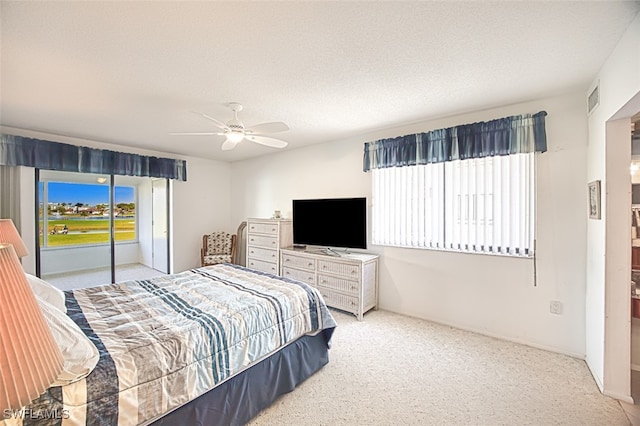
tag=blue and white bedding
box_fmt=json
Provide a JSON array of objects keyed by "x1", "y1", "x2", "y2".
[{"x1": 7, "y1": 264, "x2": 336, "y2": 426}]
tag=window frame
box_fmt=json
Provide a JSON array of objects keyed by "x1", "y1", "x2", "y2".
[{"x1": 38, "y1": 173, "x2": 138, "y2": 249}]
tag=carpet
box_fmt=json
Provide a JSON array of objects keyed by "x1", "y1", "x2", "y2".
[{"x1": 249, "y1": 309, "x2": 629, "y2": 425}]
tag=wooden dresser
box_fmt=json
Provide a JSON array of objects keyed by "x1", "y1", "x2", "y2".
[
  {"x1": 280, "y1": 247, "x2": 378, "y2": 320},
  {"x1": 246, "y1": 219, "x2": 292, "y2": 275}
]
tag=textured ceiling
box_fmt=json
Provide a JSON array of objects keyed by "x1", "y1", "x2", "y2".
[{"x1": 1, "y1": 1, "x2": 639, "y2": 162}]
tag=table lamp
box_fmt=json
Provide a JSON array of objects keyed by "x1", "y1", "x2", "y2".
[
  {"x1": 0, "y1": 219, "x2": 28, "y2": 258},
  {"x1": 0, "y1": 241, "x2": 63, "y2": 411}
]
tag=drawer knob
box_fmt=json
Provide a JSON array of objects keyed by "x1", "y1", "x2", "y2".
[
  {"x1": 351, "y1": 286, "x2": 357, "y2": 290},
  {"x1": 308, "y1": 262, "x2": 313, "y2": 267},
  {"x1": 272, "y1": 228, "x2": 276, "y2": 232}
]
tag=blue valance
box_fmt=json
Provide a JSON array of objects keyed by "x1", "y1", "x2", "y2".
[
  {"x1": 363, "y1": 111, "x2": 547, "y2": 171},
  {"x1": 0, "y1": 134, "x2": 187, "y2": 181}
]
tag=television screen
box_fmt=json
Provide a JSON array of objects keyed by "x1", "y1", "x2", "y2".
[{"x1": 292, "y1": 197, "x2": 367, "y2": 250}]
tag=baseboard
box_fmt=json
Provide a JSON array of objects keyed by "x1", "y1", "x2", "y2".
[
  {"x1": 604, "y1": 389, "x2": 634, "y2": 404},
  {"x1": 586, "y1": 359, "x2": 604, "y2": 393},
  {"x1": 389, "y1": 309, "x2": 586, "y2": 360}
]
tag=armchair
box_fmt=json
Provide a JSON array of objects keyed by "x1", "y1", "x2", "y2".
[{"x1": 201, "y1": 232, "x2": 237, "y2": 266}]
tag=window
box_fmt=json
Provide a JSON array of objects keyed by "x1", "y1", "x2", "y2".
[
  {"x1": 39, "y1": 180, "x2": 137, "y2": 248},
  {"x1": 372, "y1": 153, "x2": 535, "y2": 257}
]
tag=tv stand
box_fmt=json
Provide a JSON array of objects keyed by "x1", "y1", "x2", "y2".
[
  {"x1": 323, "y1": 247, "x2": 342, "y2": 257},
  {"x1": 280, "y1": 247, "x2": 378, "y2": 320}
]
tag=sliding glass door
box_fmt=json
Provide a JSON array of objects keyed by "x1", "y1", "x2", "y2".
[
  {"x1": 38, "y1": 171, "x2": 112, "y2": 286},
  {"x1": 37, "y1": 170, "x2": 169, "y2": 288}
]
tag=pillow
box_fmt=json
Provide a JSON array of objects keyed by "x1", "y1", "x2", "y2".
[
  {"x1": 25, "y1": 273, "x2": 66, "y2": 313},
  {"x1": 38, "y1": 299, "x2": 100, "y2": 386}
]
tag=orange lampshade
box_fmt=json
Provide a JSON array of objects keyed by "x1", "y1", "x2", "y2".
[
  {"x1": 0, "y1": 219, "x2": 28, "y2": 258},
  {"x1": 0, "y1": 244, "x2": 63, "y2": 411}
]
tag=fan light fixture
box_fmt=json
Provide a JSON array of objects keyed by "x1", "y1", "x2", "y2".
[
  {"x1": 169, "y1": 103, "x2": 290, "y2": 151},
  {"x1": 226, "y1": 132, "x2": 245, "y2": 143}
]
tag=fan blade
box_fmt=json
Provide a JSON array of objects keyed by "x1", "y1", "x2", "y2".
[
  {"x1": 245, "y1": 135, "x2": 288, "y2": 149},
  {"x1": 246, "y1": 121, "x2": 289, "y2": 134},
  {"x1": 191, "y1": 111, "x2": 229, "y2": 131},
  {"x1": 169, "y1": 132, "x2": 219, "y2": 136},
  {"x1": 221, "y1": 138, "x2": 239, "y2": 151}
]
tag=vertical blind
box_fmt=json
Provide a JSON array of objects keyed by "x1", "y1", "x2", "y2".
[
  {"x1": 372, "y1": 163, "x2": 444, "y2": 249},
  {"x1": 372, "y1": 153, "x2": 535, "y2": 256},
  {"x1": 367, "y1": 112, "x2": 545, "y2": 257}
]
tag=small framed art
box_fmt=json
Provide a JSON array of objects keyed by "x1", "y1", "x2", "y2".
[{"x1": 588, "y1": 180, "x2": 601, "y2": 220}]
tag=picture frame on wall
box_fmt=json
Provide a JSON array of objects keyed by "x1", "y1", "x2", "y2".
[{"x1": 589, "y1": 180, "x2": 601, "y2": 220}]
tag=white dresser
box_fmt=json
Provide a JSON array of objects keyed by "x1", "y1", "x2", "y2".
[
  {"x1": 246, "y1": 219, "x2": 293, "y2": 275},
  {"x1": 280, "y1": 247, "x2": 378, "y2": 320}
]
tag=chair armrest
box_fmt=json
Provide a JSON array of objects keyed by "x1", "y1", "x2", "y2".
[{"x1": 201, "y1": 234, "x2": 208, "y2": 266}]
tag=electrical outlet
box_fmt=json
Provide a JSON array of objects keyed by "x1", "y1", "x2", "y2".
[{"x1": 550, "y1": 300, "x2": 563, "y2": 315}]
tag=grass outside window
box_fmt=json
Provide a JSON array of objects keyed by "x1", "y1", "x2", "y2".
[{"x1": 40, "y1": 218, "x2": 135, "y2": 246}]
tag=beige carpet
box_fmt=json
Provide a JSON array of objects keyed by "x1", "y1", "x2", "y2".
[{"x1": 249, "y1": 309, "x2": 630, "y2": 426}]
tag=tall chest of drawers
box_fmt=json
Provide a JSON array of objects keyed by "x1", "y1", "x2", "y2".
[
  {"x1": 246, "y1": 219, "x2": 293, "y2": 275},
  {"x1": 280, "y1": 247, "x2": 379, "y2": 320}
]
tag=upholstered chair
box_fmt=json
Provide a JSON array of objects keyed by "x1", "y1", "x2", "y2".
[{"x1": 201, "y1": 232, "x2": 237, "y2": 266}]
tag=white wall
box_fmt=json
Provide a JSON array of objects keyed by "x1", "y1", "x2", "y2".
[
  {"x1": 172, "y1": 156, "x2": 232, "y2": 272},
  {"x1": 1, "y1": 127, "x2": 233, "y2": 275},
  {"x1": 41, "y1": 242, "x2": 138, "y2": 275},
  {"x1": 586, "y1": 12, "x2": 640, "y2": 401},
  {"x1": 232, "y1": 91, "x2": 588, "y2": 357}
]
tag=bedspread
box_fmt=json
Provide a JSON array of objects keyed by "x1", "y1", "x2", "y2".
[{"x1": 6, "y1": 264, "x2": 336, "y2": 426}]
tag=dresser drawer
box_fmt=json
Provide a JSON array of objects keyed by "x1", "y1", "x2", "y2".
[
  {"x1": 316, "y1": 288, "x2": 359, "y2": 312},
  {"x1": 247, "y1": 234, "x2": 277, "y2": 249},
  {"x1": 282, "y1": 267, "x2": 316, "y2": 286},
  {"x1": 318, "y1": 274, "x2": 359, "y2": 295},
  {"x1": 281, "y1": 253, "x2": 316, "y2": 271},
  {"x1": 317, "y1": 260, "x2": 359, "y2": 278},
  {"x1": 247, "y1": 222, "x2": 279, "y2": 235},
  {"x1": 247, "y1": 258, "x2": 278, "y2": 275},
  {"x1": 247, "y1": 246, "x2": 278, "y2": 262}
]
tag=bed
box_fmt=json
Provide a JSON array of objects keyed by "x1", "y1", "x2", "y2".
[{"x1": 6, "y1": 263, "x2": 336, "y2": 426}]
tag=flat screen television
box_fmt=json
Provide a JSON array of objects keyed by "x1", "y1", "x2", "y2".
[{"x1": 292, "y1": 197, "x2": 367, "y2": 250}]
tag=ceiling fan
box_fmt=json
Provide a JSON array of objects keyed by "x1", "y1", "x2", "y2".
[{"x1": 170, "y1": 103, "x2": 289, "y2": 151}]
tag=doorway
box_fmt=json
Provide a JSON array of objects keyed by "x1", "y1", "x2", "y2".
[
  {"x1": 631, "y1": 113, "x2": 640, "y2": 404},
  {"x1": 601, "y1": 90, "x2": 640, "y2": 404}
]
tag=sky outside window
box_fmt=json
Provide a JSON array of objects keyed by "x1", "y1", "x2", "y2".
[{"x1": 42, "y1": 182, "x2": 135, "y2": 205}]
